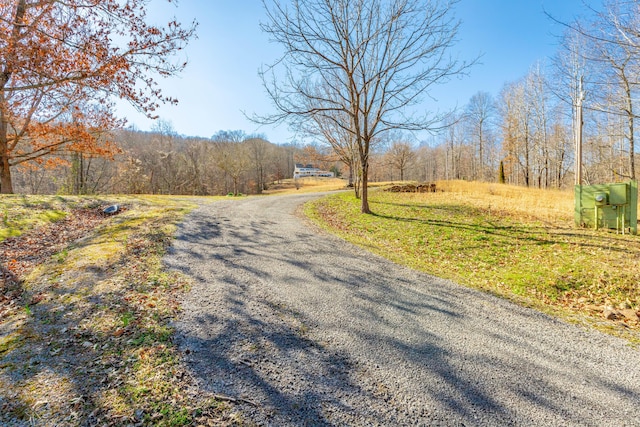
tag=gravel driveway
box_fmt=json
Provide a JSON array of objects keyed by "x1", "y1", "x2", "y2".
[{"x1": 164, "y1": 193, "x2": 640, "y2": 426}]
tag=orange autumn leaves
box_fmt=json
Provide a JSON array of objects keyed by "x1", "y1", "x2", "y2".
[{"x1": 0, "y1": 0, "x2": 196, "y2": 193}]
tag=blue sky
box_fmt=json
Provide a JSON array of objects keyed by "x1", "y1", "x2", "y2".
[{"x1": 116, "y1": 0, "x2": 602, "y2": 143}]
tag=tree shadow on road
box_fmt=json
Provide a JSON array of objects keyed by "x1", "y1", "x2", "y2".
[{"x1": 168, "y1": 200, "x2": 640, "y2": 426}]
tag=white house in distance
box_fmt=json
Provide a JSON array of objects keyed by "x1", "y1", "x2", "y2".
[{"x1": 293, "y1": 163, "x2": 334, "y2": 178}]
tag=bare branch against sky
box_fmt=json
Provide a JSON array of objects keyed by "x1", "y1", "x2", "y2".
[{"x1": 256, "y1": 0, "x2": 475, "y2": 213}]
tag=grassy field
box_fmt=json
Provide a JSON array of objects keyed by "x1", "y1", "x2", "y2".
[
  {"x1": 264, "y1": 177, "x2": 395, "y2": 195},
  {"x1": 264, "y1": 177, "x2": 349, "y2": 194},
  {"x1": 305, "y1": 180, "x2": 640, "y2": 343},
  {"x1": 0, "y1": 195, "x2": 236, "y2": 426}
]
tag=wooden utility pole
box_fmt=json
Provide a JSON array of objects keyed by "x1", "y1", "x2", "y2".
[{"x1": 575, "y1": 76, "x2": 585, "y2": 186}]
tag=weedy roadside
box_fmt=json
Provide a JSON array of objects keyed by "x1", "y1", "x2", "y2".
[{"x1": 0, "y1": 195, "x2": 241, "y2": 426}]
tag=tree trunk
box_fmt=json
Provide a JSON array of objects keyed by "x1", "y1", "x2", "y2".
[
  {"x1": 360, "y1": 149, "x2": 370, "y2": 214},
  {"x1": 361, "y1": 166, "x2": 370, "y2": 213},
  {"x1": 1, "y1": 0, "x2": 27, "y2": 191},
  {"x1": 349, "y1": 163, "x2": 361, "y2": 199},
  {"x1": 626, "y1": 84, "x2": 635, "y2": 179},
  {"x1": 0, "y1": 112, "x2": 13, "y2": 194},
  {"x1": 479, "y1": 126, "x2": 484, "y2": 181},
  {"x1": 557, "y1": 151, "x2": 564, "y2": 188},
  {"x1": 524, "y1": 134, "x2": 530, "y2": 187},
  {"x1": 0, "y1": 151, "x2": 12, "y2": 194}
]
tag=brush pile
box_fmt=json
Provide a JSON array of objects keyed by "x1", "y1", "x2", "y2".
[{"x1": 386, "y1": 183, "x2": 437, "y2": 193}]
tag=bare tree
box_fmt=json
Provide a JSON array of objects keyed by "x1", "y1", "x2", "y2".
[
  {"x1": 415, "y1": 143, "x2": 446, "y2": 182},
  {"x1": 258, "y1": 0, "x2": 472, "y2": 213},
  {"x1": 212, "y1": 130, "x2": 247, "y2": 144},
  {"x1": 500, "y1": 79, "x2": 532, "y2": 186},
  {"x1": 548, "y1": 108, "x2": 572, "y2": 187},
  {"x1": 442, "y1": 113, "x2": 467, "y2": 180},
  {"x1": 245, "y1": 136, "x2": 271, "y2": 194},
  {"x1": 302, "y1": 108, "x2": 362, "y2": 196},
  {"x1": 465, "y1": 92, "x2": 496, "y2": 181},
  {"x1": 527, "y1": 64, "x2": 552, "y2": 188},
  {"x1": 593, "y1": 14, "x2": 637, "y2": 180},
  {"x1": 550, "y1": 28, "x2": 591, "y2": 186},
  {"x1": 501, "y1": 67, "x2": 555, "y2": 188},
  {"x1": 387, "y1": 139, "x2": 416, "y2": 181},
  {"x1": 557, "y1": 0, "x2": 640, "y2": 180},
  {"x1": 212, "y1": 140, "x2": 250, "y2": 196}
]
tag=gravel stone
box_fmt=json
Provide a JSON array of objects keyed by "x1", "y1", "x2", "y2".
[{"x1": 164, "y1": 193, "x2": 640, "y2": 426}]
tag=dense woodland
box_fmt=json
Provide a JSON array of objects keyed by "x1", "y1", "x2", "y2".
[{"x1": 3, "y1": 1, "x2": 640, "y2": 196}]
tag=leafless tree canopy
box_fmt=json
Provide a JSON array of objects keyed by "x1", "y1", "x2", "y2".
[
  {"x1": 550, "y1": 0, "x2": 640, "y2": 181},
  {"x1": 258, "y1": 0, "x2": 472, "y2": 212}
]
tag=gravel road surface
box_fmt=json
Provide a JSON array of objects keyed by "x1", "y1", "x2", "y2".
[{"x1": 164, "y1": 193, "x2": 640, "y2": 426}]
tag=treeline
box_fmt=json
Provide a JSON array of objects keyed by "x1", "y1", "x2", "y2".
[
  {"x1": 11, "y1": 127, "x2": 304, "y2": 196},
  {"x1": 311, "y1": 1, "x2": 640, "y2": 189},
  {"x1": 8, "y1": 124, "x2": 463, "y2": 195},
  {"x1": 8, "y1": 92, "x2": 636, "y2": 195}
]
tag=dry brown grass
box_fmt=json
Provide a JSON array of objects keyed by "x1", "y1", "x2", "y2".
[
  {"x1": 265, "y1": 178, "x2": 407, "y2": 196},
  {"x1": 265, "y1": 177, "x2": 349, "y2": 195},
  {"x1": 434, "y1": 180, "x2": 575, "y2": 224}
]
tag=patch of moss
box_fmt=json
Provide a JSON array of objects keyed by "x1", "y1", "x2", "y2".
[{"x1": 0, "y1": 333, "x2": 23, "y2": 357}]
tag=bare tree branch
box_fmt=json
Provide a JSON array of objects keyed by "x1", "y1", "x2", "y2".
[{"x1": 256, "y1": 0, "x2": 474, "y2": 213}]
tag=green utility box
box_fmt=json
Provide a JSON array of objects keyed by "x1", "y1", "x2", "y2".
[{"x1": 575, "y1": 180, "x2": 638, "y2": 234}]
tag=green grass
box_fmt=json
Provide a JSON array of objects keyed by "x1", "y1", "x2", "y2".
[
  {"x1": 305, "y1": 187, "x2": 640, "y2": 340},
  {"x1": 0, "y1": 204, "x2": 67, "y2": 241},
  {"x1": 0, "y1": 334, "x2": 22, "y2": 357}
]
